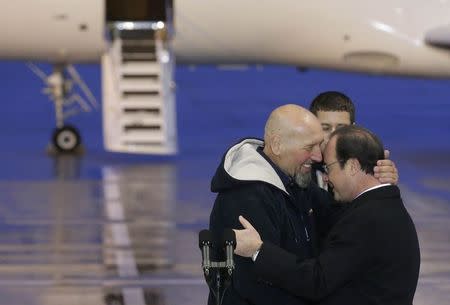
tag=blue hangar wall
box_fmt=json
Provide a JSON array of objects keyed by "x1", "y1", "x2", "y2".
[{"x1": 0, "y1": 62, "x2": 449, "y2": 201}]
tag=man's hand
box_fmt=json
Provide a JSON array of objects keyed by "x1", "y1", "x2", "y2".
[
  {"x1": 374, "y1": 149, "x2": 399, "y2": 185},
  {"x1": 233, "y1": 216, "x2": 263, "y2": 258}
]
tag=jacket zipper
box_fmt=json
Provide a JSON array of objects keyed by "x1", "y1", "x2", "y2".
[{"x1": 300, "y1": 213, "x2": 310, "y2": 242}]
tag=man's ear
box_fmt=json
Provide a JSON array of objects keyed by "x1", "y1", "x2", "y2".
[
  {"x1": 271, "y1": 135, "x2": 282, "y2": 156},
  {"x1": 348, "y1": 158, "x2": 360, "y2": 176}
]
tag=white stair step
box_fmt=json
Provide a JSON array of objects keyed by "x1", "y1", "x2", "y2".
[
  {"x1": 120, "y1": 131, "x2": 166, "y2": 143},
  {"x1": 120, "y1": 77, "x2": 160, "y2": 86},
  {"x1": 120, "y1": 97, "x2": 163, "y2": 108},
  {"x1": 120, "y1": 62, "x2": 161, "y2": 75},
  {"x1": 107, "y1": 142, "x2": 176, "y2": 155},
  {"x1": 120, "y1": 116, "x2": 164, "y2": 126},
  {"x1": 119, "y1": 81, "x2": 161, "y2": 92}
]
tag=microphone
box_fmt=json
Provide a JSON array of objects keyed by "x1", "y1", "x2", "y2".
[
  {"x1": 198, "y1": 229, "x2": 213, "y2": 276},
  {"x1": 223, "y1": 229, "x2": 236, "y2": 275}
]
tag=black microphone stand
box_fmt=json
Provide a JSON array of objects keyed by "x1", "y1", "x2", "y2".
[
  {"x1": 200, "y1": 229, "x2": 235, "y2": 305},
  {"x1": 207, "y1": 260, "x2": 233, "y2": 305}
]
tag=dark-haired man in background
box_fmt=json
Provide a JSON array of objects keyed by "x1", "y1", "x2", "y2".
[{"x1": 308, "y1": 91, "x2": 397, "y2": 190}]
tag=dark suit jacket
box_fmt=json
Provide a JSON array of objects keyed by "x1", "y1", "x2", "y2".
[{"x1": 253, "y1": 185, "x2": 421, "y2": 305}]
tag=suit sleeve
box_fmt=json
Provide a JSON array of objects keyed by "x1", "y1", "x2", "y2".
[{"x1": 253, "y1": 215, "x2": 372, "y2": 301}]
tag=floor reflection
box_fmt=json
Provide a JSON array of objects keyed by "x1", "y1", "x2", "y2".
[
  {"x1": 52, "y1": 155, "x2": 82, "y2": 180},
  {"x1": 0, "y1": 152, "x2": 449, "y2": 304},
  {"x1": 0, "y1": 157, "x2": 208, "y2": 305}
]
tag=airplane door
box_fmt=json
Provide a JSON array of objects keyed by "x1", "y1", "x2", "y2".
[{"x1": 106, "y1": 0, "x2": 172, "y2": 22}]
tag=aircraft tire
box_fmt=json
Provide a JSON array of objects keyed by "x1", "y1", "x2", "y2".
[{"x1": 52, "y1": 125, "x2": 81, "y2": 153}]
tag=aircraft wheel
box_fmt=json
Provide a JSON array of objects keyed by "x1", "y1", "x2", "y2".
[{"x1": 52, "y1": 125, "x2": 81, "y2": 153}]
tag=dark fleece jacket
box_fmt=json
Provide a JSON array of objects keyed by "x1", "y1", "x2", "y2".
[{"x1": 208, "y1": 138, "x2": 337, "y2": 305}]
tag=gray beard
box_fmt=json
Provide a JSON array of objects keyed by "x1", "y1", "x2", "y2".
[{"x1": 294, "y1": 172, "x2": 311, "y2": 188}]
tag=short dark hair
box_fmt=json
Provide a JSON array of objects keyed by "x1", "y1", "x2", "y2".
[
  {"x1": 309, "y1": 91, "x2": 355, "y2": 123},
  {"x1": 331, "y1": 125, "x2": 384, "y2": 175}
]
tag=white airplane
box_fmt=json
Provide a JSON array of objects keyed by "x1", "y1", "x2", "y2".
[{"x1": 1, "y1": 0, "x2": 449, "y2": 154}]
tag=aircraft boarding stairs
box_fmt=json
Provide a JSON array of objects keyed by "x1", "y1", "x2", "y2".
[{"x1": 102, "y1": 26, "x2": 177, "y2": 154}]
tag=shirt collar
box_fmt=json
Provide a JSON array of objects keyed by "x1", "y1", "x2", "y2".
[{"x1": 354, "y1": 183, "x2": 391, "y2": 200}]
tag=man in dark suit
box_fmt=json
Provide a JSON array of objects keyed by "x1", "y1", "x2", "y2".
[{"x1": 233, "y1": 125, "x2": 421, "y2": 305}]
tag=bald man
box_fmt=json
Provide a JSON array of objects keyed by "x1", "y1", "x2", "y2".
[{"x1": 208, "y1": 105, "x2": 394, "y2": 305}]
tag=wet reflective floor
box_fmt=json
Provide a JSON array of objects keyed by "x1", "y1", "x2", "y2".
[
  {"x1": 0, "y1": 158, "x2": 211, "y2": 305},
  {"x1": 0, "y1": 154, "x2": 448, "y2": 305}
]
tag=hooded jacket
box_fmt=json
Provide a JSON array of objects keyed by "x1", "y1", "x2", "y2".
[{"x1": 208, "y1": 138, "x2": 335, "y2": 305}]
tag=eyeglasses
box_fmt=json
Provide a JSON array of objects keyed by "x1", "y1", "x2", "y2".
[{"x1": 322, "y1": 160, "x2": 342, "y2": 174}]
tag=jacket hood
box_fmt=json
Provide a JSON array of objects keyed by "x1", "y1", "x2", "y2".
[{"x1": 211, "y1": 138, "x2": 288, "y2": 194}]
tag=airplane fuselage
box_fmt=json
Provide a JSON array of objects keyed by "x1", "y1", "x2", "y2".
[{"x1": 1, "y1": 0, "x2": 450, "y2": 77}]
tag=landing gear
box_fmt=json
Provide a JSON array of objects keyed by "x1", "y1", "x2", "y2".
[
  {"x1": 27, "y1": 63, "x2": 98, "y2": 154},
  {"x1": 52, "y1": 125, "x2": 81, "y2": 153}
]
